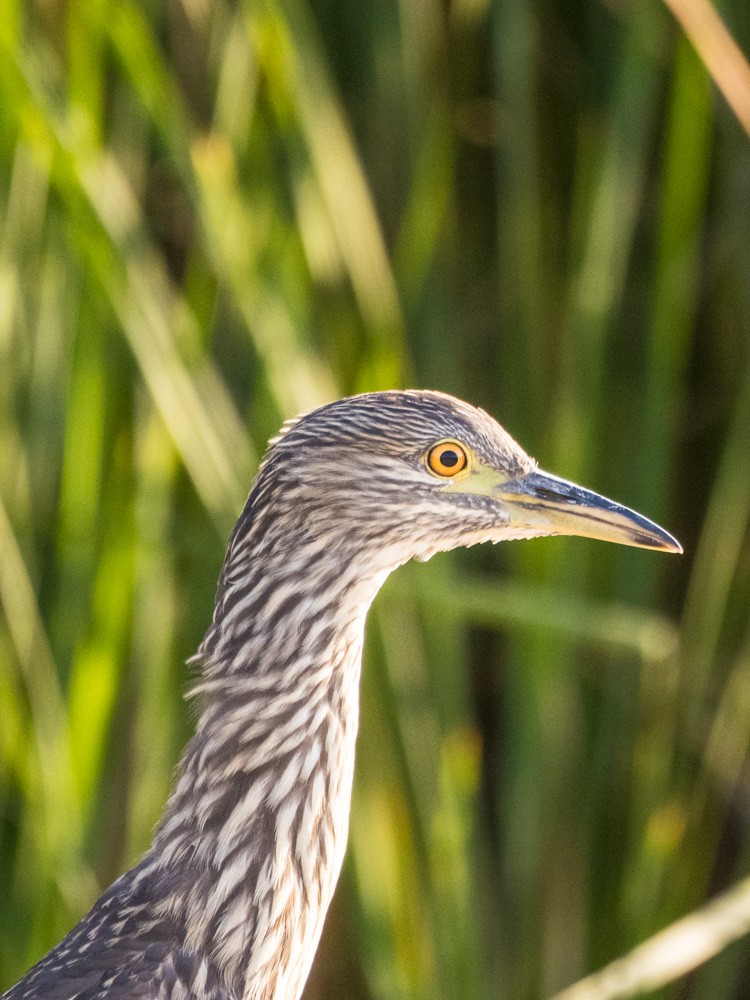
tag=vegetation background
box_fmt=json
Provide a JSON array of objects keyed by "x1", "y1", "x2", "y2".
[{"x1": 1, "y1": 0, "x2": 749, "y2": 997}]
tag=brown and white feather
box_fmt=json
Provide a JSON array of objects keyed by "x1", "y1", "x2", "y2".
[{"x1": 2, "y1": 391, "x2": 535, "y2": 1000}]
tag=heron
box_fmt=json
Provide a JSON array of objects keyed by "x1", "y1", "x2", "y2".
[{"x1": 2, "y1": 390, "x2": 680, "y2": 1000}]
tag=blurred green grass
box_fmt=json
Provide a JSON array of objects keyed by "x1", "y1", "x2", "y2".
[{"x1": 0, "y1": 0, "x2": 749, "y2": 998}]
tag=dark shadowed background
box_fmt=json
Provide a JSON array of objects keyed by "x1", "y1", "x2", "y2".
[{"x1": 1, "y1": 0, "x2": 749, "y2": 997}]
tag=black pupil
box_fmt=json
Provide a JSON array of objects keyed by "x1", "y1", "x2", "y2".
[{"x1": 440, "y1": 449, "x2": 459, "y2": 468}]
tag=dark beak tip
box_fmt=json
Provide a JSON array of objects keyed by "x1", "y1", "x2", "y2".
[
  {"x1": 609, "y1": 523, "x2": 682, "y2": 555},
  {"x1": 640, "y1": 526, "x2": 683, "y2": 555}
]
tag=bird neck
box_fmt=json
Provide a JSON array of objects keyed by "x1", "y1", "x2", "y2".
[{"x1": 147, "y1": 516, "x2": 395, "y2": 1000}]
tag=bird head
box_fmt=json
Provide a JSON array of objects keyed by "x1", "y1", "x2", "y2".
[{"x1": 252, "y1": 390, "x2": 681, "y2": 573}]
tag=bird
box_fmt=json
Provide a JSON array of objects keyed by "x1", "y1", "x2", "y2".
[{"x1": 1, "y1": 390, "x2": 681, "y2": 1000}]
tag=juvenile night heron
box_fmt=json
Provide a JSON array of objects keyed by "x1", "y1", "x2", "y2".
[{"x1": 2, "y1": 391, "x2": 680, "y2": 1000}]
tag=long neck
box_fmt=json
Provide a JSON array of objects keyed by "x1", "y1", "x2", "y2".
[{"x1": 144, "y1": 502, "x2": 391, "y2": 1000}]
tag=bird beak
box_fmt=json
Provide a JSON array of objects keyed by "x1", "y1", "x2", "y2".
[{"x1": 496, "y1": 468, "x2": 682, "y2": 553}]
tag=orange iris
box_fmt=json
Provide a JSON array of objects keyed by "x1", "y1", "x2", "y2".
[{"x1": 427, "y1": 441, "x2": 468, "y2": 477}]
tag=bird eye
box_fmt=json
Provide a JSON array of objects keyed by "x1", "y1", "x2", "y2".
[{"x1": 426, "y1": 441, "x2": 468, "y2": 477}]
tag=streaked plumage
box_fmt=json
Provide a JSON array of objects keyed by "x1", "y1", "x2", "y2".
[{"x1": 1, "y1": 391, "x2": 680, "y2": 1000}]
